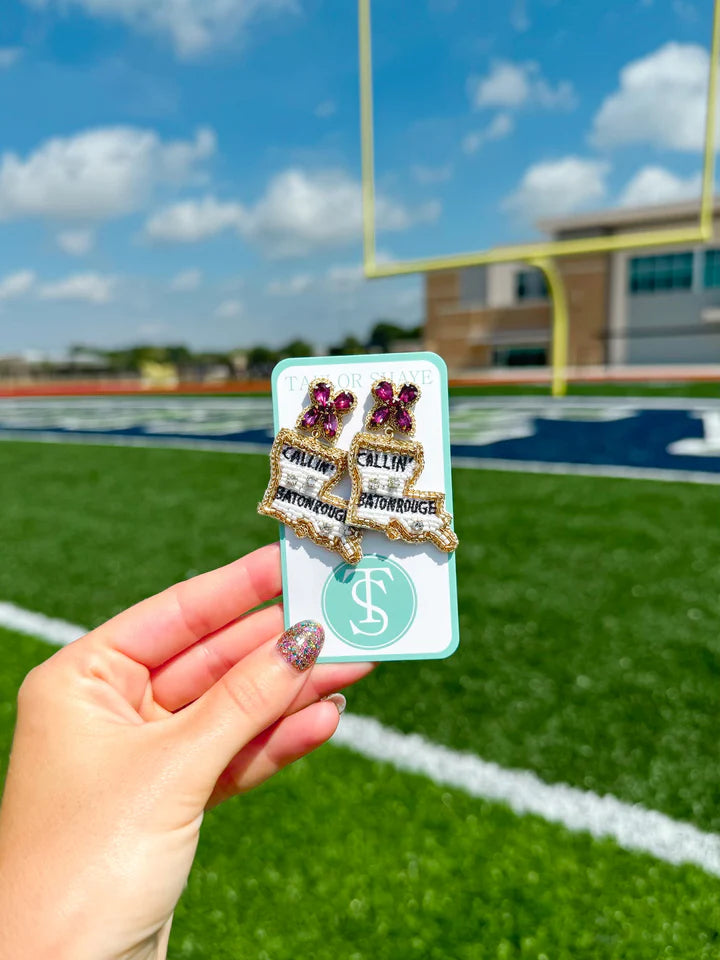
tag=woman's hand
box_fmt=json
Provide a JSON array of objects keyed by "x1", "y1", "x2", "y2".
[{"x1": 0, "y1": 543, "x2": 372, "y2": 960}]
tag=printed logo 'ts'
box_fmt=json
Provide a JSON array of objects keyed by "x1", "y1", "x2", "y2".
[{"x1": 321, "y1": 555, "x2": 417, "y2": 650}]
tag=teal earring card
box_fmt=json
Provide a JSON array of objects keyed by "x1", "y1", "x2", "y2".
[{"x1": 271, "y1": 352, "x2": 459, "y2": 662}]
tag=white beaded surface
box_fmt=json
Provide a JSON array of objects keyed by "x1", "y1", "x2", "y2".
[
  {"x1": 359, "y1": 459, "x2": 417, "y2": 497},
  {"x1": 354, "y1": 457, "x2": 446, "y2": 534},
  {"x1": 356, "y1": 505, "x2": 446, "y2": 533},
  {"x1": 274, "y1": 462, "x2": 349, "y2": 540}
]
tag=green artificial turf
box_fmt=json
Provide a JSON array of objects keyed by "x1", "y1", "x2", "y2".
[
  {"x1": 4, "y1": 440, "x2": 720, "y2": 957},
  {"x1": 146, "y1": 381, "x2": 720, "y2": 398},
  {"x1": 448, "y1": 382, "x2": 720, "y2": 398},
  {"x1": 2, "y1": 629, "x2": 720, "y2": 960},
  {"x1": 183, "y1": 747, "x2": 720, "y2": 960},
  {"x1": 3, "y1": 441, "x2": 720, "y2": 835}
]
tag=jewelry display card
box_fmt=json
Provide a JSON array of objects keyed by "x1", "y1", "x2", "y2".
[{"x1": 267, "y1": 352, "x2": 459, "y2": 662}]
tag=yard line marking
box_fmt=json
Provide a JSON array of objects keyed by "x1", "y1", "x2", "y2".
[
  {"x1": 0, "y1": 602, "x2": 85, "y2": 646},
  {"x1": 0, "y1": 431, "x2": 271, "y2": 456},
  {"x1": 333, "y1": 715, "x2": 720, "y2": 877},
  {"x1": 451, "y1": 395, "x2": 720, "y2": 412},
  {"x1": 4, "y1": 599, "x2": 720, "y2": 878},
  {"x1": 451, "y1": 456, "x2": 720, "y2": 486},
  {"x1": 6, "y1": 431, "x2": 720, "y2": 488},
  {"x1": 6, "y1": 432, "x2": 720, "y2": 487}
]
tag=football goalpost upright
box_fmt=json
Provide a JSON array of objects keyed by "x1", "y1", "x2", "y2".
[{"x1": 357, "y1": 0, "x2": 720, "y2": 396}]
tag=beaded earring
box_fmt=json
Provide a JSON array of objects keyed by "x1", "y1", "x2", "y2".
[
  {"x1": 258, "y1": 378, "x2": 364, "y2": 564},
  {"x1": 346, "y1": 379, "x2": 458, "y2": 553}
]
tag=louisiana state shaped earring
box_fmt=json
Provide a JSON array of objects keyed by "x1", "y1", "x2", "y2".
[
  {"x1": 258, "y1": 378, "x2": 364, "y2": 564},
  {"x1": 346, "y1": 380, "x2": 458, "y2": 553}
]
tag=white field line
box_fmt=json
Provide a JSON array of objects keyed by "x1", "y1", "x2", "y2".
[
  {"x1": 5, "y1": 432, "x2": 720, "y2": 487},
  {"x1": 0, "y1": 602, "x2": 85, "y2": 646},
  {"x1": 0, "y1": 430, "x2": 272, "y2": 456},
  {"x1": 3, "y1": 600, "x2": 720, "y2": 878},
  {"x1": 451, "y1": 456, "x2": 720, "y2": 485},
  {"x1": 333, "y1": 715, "x2": 720, "y2": 877}
]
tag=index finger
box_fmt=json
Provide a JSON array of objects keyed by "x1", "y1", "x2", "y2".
[{"x1": 94, "y1": 542, "x2": 282, "y2": 668}]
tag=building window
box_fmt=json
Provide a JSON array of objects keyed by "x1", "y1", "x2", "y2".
[
  {"x1": 492, "y1": 346, "x2": 548, "y2": 367},
  {"x1": 704, "y1": 250, "x2": 720, "y2": 288},
  {"x1": 629, "y1": 253, "x2": 693, "y2": 294},
  {"x1": 516, "y1": 269, "x2": 549, "y2": 301}
]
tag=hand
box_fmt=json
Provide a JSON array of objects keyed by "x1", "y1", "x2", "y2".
[{"x1": 0, "y1": 543, "x2": 372, "y2": 960}]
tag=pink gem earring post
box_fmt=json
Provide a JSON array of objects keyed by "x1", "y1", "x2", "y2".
[
  {"x1": 258, "y1": 378, "x2": 364, "y2": 564},
  {"x1": 346, "y1": 379, "x2": 458, "y2": 553}
]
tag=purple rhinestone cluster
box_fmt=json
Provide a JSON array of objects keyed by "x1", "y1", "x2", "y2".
[
  {"x1": 368, "y1": 381, "x2": 419, "y2": 434},
  {"x1": 299, "y1": 381, "x2": 355, "y2": 441}
]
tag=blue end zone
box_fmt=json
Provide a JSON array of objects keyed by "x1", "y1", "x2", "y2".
[
  {"x1": 451, "y1": 410, "x2": 709, "y2": 472},
  {"x1": 2, "y1": 396, "x2": 720, "y2": 479}
]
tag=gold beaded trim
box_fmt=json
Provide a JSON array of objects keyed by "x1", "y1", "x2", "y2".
[{"x1": 258, "y1": 427, "x2": 364, "y2": 564}]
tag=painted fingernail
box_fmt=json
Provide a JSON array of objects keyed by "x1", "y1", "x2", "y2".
[
  {"x1": 322, "y1": 693, "x2": 346, "y2": 715},
  {"x1": 277, "y1": 620, "x2": 324, "y2": 672}
]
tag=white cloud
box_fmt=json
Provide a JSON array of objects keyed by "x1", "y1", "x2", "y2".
[
  {"x1": 315, "y1": 100, "x2": 337, "y2": 118},
  {"x1": 145, "y1": 168, "x2": 441, "y2": 257},
  {"x1": 323, "y1": 251, "x2": 392, "y2": 292},
  {"x1": 592, "y1": 43, "x2": 709, "y2": 152},
  {"x1": 411, "y1": 163, "x2": 454, "y2": 184},
  {"x1": 56, "y1": 229, "x2": 95, "y2": 255},
  {"x1": 0, "y1": 125, "x2": 215, "y2": 222},
  {"x1": 169, "y1": 268, "x2": 203, "y2": 291},
  {"x1": 0, "y1": 270, "x2": 35, "y2": 300},
  {"x1": 266, "y1": 273, "x2": 314, "y2": 296},
  {"x1": 503, "y1": 156, "x2": 609, "y2": 221},
  {"x1": 619, "y1": 166, "x2": 702, "y2": 207},
  {"x1": 145, "y1": 196, "x2": 244, "y2": 242},
  {"x1": 325, "y1": 263, "x2": 365, "y2": 290},
  {"x1": 24, "y1": 0, "x2": 299, "y2": 58},
  {"x1": 39, "y1": 272, "x2": 115, "y2": 303},
  {"x1": 215, "y1": 298, "x2": 244, "y2": 318},
  {"x1": 469, "y1": 60, "x2": 577, "y2": 111},
  {"x1": 266, "y1": 262, "x2": 372, "y2": 297},
  {"x1": 244, "y1": 169, "x2": 440, "y2": 258},
  {"x1": 462, "y1": 113, "x2": 514, "y2": 154},
  {"x1": 472, "y1": 62, "x2": 528, "y2": 108},
  {"x1": 0, "y1": 48, "x2": 22, "y2": 68}
]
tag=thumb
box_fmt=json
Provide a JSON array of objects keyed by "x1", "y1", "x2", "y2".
[{"x1": 174, "y1": 620, "x2": 325, "y2": 792}]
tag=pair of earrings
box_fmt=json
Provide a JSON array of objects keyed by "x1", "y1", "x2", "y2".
[{"x1": 258, "y1": 377, "x2": 458, "y2": 564}]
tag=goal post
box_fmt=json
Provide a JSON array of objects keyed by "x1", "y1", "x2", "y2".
[{"x1": 357, "y1": 0, "x2": 720, "y2": 395}]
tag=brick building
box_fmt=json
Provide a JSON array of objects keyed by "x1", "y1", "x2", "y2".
[{"x1": 424, "y1": 200, "x2": 720, "y2": 375}]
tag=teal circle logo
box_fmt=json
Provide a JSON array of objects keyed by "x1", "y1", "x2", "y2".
[{"x1": 321, "y1": 555, "x2": 417, "y2": 650}]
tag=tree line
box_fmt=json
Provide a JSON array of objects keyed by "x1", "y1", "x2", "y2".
[{"x1": 70, "y1": 319, "x2": 423, "y2": 377}]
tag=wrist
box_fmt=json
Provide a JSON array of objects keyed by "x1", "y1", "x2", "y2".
[{"x1": 0, "y1": 890, "x2": 166, "y2": 960}]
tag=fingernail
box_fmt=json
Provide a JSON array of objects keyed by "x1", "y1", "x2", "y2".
[
  {"x1": 277, "y1": 620, "x2": 324, "y2": 672},
  {"x1": 322, "y1": 693, "x2": 346, "y2": 715}
]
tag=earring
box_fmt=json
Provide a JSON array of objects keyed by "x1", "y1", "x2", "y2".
[
  {"x1": 346, "y1": 379, "x2": 458, "y2": 553},
  {"x1": 258, "y1": 378, "x2": 364, "y2": 564}
]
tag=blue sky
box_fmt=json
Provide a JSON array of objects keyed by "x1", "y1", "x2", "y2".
[{"x1": 0, "y1": 0, "x2": 714, "y2": 355}]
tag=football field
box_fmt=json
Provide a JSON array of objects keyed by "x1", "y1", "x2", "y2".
[{"x1": 2, "y1": 437, "x2": 720, "y2": 958}]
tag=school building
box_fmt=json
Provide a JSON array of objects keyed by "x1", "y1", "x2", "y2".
[{"x1": 424, "y1": 200, "x2": 720, "y2": 374}]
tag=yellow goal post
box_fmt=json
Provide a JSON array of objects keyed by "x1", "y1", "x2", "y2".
[{"x1": 358, "y1": 0, "x2": 720, "y2": 395}]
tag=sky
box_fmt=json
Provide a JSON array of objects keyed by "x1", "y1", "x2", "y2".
[{"x1": 0, "y1": 0, "x2": 715, "y2": 356}]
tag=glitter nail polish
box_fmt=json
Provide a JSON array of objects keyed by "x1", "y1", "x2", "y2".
[{"x1": 277, "y1": 620, "x2": 324, "y2": 672}]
